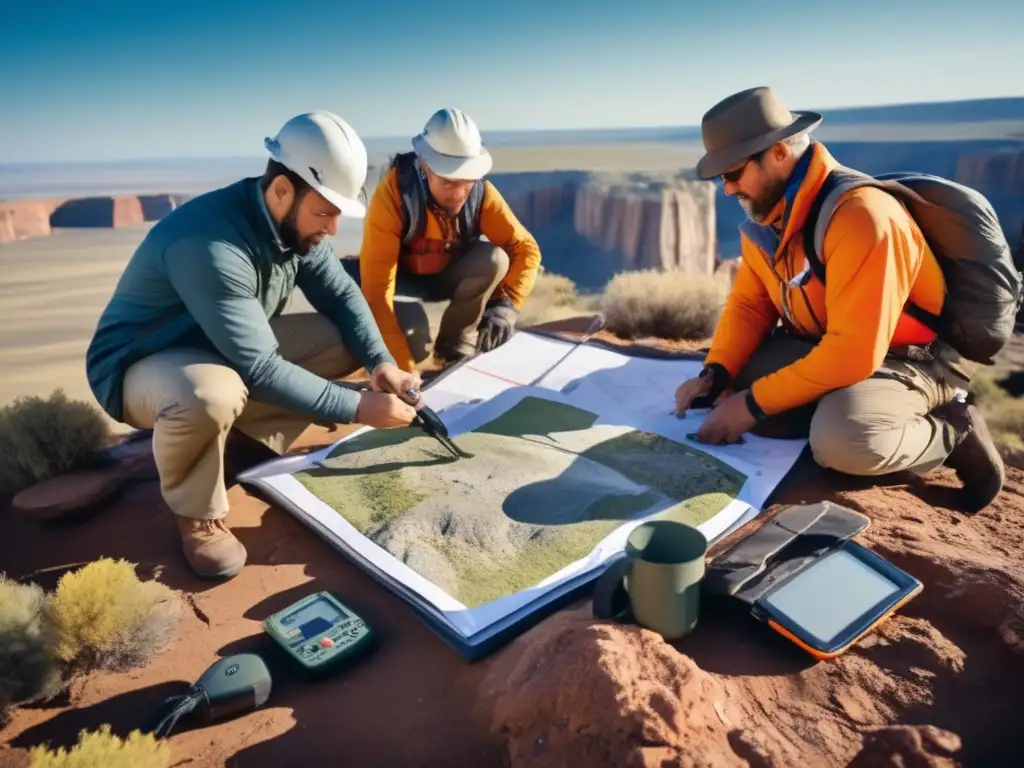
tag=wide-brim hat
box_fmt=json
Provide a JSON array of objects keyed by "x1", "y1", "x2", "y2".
[{"x1": 695, "y1": 86, "x2": 822, "y2": 180}]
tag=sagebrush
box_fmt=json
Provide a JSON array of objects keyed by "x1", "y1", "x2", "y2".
[
  {"x1": 0, "y1": 389, "x2": 112, "y2": 499},
  {"x1": 50, "y1": 558, "x2": 182, "y2": 673},
  {"x1": 0, "y1": 576, "x2": 63, "y2": 726},
  {"x1": 0, "y1": 559, "x2": 181, "y2": 724},
  {"x1": 28, "y1": 724, "x2": 170, "y2": 768},
  {"x1": 600, "y1": 269, "x2": 729, "y2": 341}
]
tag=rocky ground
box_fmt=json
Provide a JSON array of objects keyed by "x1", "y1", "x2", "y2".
[{"x1": 1, "y1": 320, "x2": 1022, "y2": 767}]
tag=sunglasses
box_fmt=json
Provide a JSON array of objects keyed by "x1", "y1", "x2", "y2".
[{"x1": 720, "y1": 149, "x2": 768, "y2": 184}]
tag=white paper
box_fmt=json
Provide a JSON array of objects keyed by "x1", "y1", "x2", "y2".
[{"x1": 238, "y1": 331, "x2": 808, "y2": 647}]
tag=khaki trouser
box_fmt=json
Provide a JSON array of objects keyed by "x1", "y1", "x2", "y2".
[
  {"x1": 399, "y1": 240, "x2": 510, "y2": 358},
  {"x1": 733, "y1": 330, "x2": 972, "y2": 476},
  {"x1": 121, "y1": 313, "x2": 361, "y2": 520}
]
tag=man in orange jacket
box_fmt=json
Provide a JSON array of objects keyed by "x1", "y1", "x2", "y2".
[
  {"x1": 358, "y1": 108, "x2": 542, "y2": 371},
  {"x1": 674, "y1": 86, "x2": 1005, "y2": 513}
]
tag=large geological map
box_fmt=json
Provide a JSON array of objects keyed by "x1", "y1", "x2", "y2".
[
  {"x1": 296, "y1": 395, "x2": 745, "y2": 609},
  {"x1": 239, "y1": 331, "x2": 806, "y2": 659}
]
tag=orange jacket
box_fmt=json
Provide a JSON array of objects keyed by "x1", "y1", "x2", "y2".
[
  {"x1": 359, "y1": 166, "x2": 542, "y2": 370},
  {"x1": 703, "y1": 141, "x2": 947, "y2": 417}
]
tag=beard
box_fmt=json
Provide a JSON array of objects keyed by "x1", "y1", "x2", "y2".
[
  {"x1": 738, "y1": 172, "x2": 789, "y2": 223},
  {"x1": 278, "y1": 200, "x2": 323, "y2": 256}
]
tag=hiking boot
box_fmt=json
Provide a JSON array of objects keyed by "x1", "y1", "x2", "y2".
[
  {"x1": 941, "y1": 402, "x2": 1005, "y2": 513},
  {"x1": 177, "y1": 516, "x2": 247, "y2": 578}
]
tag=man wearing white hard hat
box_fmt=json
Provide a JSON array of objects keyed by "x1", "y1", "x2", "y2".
[
  {"x1": 358, "y1": 108, "x2": 542, "y2": 372},
  {"x1": 86, "y1": 111, "x2": 423, "y2": 579}
]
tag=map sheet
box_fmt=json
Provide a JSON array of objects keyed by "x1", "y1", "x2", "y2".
[{"x1": 238, "y1": 331, "x2": 807, "y2": 659}]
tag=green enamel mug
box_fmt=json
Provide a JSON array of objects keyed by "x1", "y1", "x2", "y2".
[{"x1": 592, "y1": 519, "x2": 708, "y2": 639}]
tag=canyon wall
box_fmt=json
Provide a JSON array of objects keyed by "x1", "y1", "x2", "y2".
[
  {"x1": 0, "y1": 193, "x2": 189, "y2": 243},
  {"x1": 491, "y1": 171, "x2": 717, "y2": 290}
]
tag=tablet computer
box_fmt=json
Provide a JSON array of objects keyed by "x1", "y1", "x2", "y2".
[{"x1": 750, "y1": 539, "x2": 922, "y2": 660}]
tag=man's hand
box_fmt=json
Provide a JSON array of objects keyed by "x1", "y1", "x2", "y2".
[
  {"x1": 355, "y1": 391, "x2": 417, "y2": 429},
  {"x1": 674, "y1": 374, "x2": 713, "y2": 417},
  {"x1": 477, "y1": 298, "x2": 518, "y2": 353},
  {"x1": 370, "y1": 362, "x2": 422, "y2": 407},
  {"x1": 694, "y1": 391, "x2": 757, "y2": 445}
]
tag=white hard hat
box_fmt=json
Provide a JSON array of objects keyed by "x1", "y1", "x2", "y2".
[
  {"x1": 411, "y1": 108, "x2": 492, "y2": 181},
  {"x1": 264, "y1": 111, "x2": 368, "y2": 217}
]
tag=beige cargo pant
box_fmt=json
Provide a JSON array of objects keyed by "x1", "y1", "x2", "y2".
[
  {"x1": 121, "y1": 313, "x2": 362, "y2": 521},
  {"x1": 398, "y1": 240, "x2": 510, "y2": 359},
  {"x1": 732, "y1": 330, "x2": 973, "y2": 476}
]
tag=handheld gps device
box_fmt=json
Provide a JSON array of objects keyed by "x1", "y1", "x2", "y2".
[
  {"x1": 704, "y1": 501, "x2": 922, "y2": 660},
  {"x1": 263, "y1": 590, "x2": 375, "y2": 675}
]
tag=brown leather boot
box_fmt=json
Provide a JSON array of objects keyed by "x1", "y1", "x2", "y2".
[
  {"x1": 177, "y1": 517, "x2": 247, "y2": 578},
  {"x1": 941, "y1": 402, "x2": 1005, "y2": 513}
]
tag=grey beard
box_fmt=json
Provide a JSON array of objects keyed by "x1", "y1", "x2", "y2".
[{"x1": 741, "y1": 174, "x2": 788, "y2": 224}]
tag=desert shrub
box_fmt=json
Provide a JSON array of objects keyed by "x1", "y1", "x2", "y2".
[
  {"x1": 969, "y1": 371, "x2": 1024, "y2": 468},
  {"x1": 0, "y1": 389, "x2": 112, "y2": 499},
  {"x1": 519, "y1": 271, "x2": 599, "y2": 327},
  {"x1": 28, "y1": 724, "x2": 170, "y2": 768},
  {"x1": 49, "y1": 558, "x2": 182, "y2": 675},
  {"x1": 600, "y1": 269, "x2": 730, "y2": 341},
  {"x1": 0, "y1": 576, "x2": 63, "y2": 725}
]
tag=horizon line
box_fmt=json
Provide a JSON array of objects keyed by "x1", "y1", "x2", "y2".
[{"x1": 3, "y1": 94, "x2": 1022, "y2": 168}]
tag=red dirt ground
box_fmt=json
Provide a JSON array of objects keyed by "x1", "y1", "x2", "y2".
[{"x1": 2, "y1": 321, "x2": 1022, "y2": 767}]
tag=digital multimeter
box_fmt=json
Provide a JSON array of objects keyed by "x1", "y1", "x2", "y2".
[
  {"x1": 263, "y1": 590, "x2": 375, "y2": 674},
  {"x1": 704, "y1": 501, "x2": 923, "y2": 661}
]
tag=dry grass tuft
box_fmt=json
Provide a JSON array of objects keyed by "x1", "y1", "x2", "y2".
[
  {"x1": 28, "y1": 724, "x2": 171, "y2": 768},
  {"x1": 50, "y1": 558, "x2": 182, "y2": 674},
  {"x1": 0, "y1": 576, "x2": 63, "y2": 726},
  {"x1": 0, "y1": 389, "x2": 112, "y2": 499},
  {"x1": 0, "y1": 560, "x2": 182, "y2": 724},
  {"x1": 600, "y1": 269, "x2": 730, "y2": 341},
  {"x1": 519, "y1": 271, "x2": 599, "y2": 328},
  {"x1": 969, "y1": 371, "x2": 1024, "y2": 469}
]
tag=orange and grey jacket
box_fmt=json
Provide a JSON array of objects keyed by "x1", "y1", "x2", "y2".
[
  {"x1": 359, "y1": 154, "x2": 542, "y2": 370},
  {"x1": 703, "y1": 141, "x2": 947, "y2": 417}
]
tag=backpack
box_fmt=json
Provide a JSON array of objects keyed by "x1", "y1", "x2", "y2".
[
  {"x1": 803, "y1": 167, "x2": 1024, "y2": 365},
  {"x1": 390, "y1": 152, "x2": 487, "y2": 250}
]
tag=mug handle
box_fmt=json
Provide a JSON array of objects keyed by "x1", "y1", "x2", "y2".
[{"x1": 592, "y1": 556, "x2": 633, "y2": 621}]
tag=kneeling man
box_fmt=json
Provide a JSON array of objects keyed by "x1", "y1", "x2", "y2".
[
  {"x1": 86, "y1": 112, "x2": 421, "y2": 578},
  {"x1": 674, "y1": 87, "x2": 1004, "y2": 513},
  {"x1": 358, "y1": 107, "x2": 542, "y2": 371}
]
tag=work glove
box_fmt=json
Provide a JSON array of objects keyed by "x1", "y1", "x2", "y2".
[{"x1": 476, "y1": 297, "x2": 518, "y2": 353}]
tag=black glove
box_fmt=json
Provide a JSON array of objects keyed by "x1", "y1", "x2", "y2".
[{"x1": 476, "y1": 297, "x2": 518, "y2": 353}]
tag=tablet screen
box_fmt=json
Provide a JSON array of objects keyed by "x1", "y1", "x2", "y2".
[{"x1": 761, "y1": 547, "x2": 900, "y2": 643}]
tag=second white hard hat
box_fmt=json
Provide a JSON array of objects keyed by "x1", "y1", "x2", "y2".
[
  {"x1": 264, "y1": 111, "x2": 368, "y2": 217},
  {"x1": 412, "y1": 108, "x2": 492, "y2": 181}
]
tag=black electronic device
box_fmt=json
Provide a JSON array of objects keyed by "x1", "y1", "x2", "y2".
[
  {"x1": 703, "y1": 501, "x2": 923, "y2": 660},
  {"x1": 404, "y1": 387, "x2": 470, "y2": 458},
  {"x1": 145, "y1": 654, "x2": 273, "y2": 738}
]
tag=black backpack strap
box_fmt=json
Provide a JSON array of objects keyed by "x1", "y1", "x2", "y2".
[
  {"x1": 802, "y1": 167, "x2": 943, "y2": 335},
  {"x1": 802, "y1": 167, "x2": 870, "y2": 284},
  {"x1": 393, "y1": 152, "x2": 425, "y2": 246},
  {"x1": 457, "y1": 180, "x2": 487, "y2": 248}
]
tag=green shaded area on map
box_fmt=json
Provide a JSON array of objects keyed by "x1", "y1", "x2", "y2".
[{"x1": 294, "y1": 396, "x2": 745, "y2": 608}]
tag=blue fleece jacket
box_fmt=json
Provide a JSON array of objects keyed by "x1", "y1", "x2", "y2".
[{"x1": 85, "y1": 177, "x2": 395, "y2": 425}]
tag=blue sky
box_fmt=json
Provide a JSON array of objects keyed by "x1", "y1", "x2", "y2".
[{"x1": 1, "y1": 0, "x2": 1022, "y2": 163}]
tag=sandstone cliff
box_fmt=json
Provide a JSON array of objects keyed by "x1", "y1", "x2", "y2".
[
  {"x1": 491, "y1": 170, "x2": 717, "y2": 290},
  {"x1": 0, "y1": 193, "x2": 188, "y2": 243}
]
